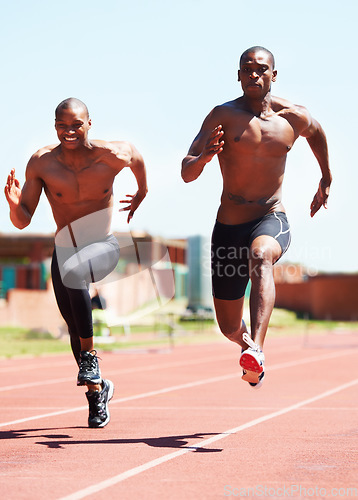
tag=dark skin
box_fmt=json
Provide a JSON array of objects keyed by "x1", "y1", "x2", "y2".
[
  {"x1": 5, "y1": 102, "x2": 148, "y2": 389},
  {"x1": 182, "y1": 49, "x2": 331, "y2": 354},
  {"x1": 5, "y1": 104, "x2": 147, "y2": 230}
]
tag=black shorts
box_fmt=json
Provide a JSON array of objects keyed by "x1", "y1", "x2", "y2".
[{"x1": 211, "y1": 212, "x2": 291, "y2": 300}]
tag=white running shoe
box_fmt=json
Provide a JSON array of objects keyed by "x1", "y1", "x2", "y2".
[{"x1": 239, "y1": 332, "x2": 265, "y2": 389}]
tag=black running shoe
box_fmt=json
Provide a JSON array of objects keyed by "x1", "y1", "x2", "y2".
[
  {"x1": 86, "y1": 379, "x2": 114, "y2": 428},
  {"x1": 77, "y1": 350, "x2": 102, "y2": 386}
]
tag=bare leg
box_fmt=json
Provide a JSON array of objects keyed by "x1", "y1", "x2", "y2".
[
  {"x1": 80, "y1": 337, "x2": 94, "y2": 353},
  {"x1": 249, "y1": 235, "x2": 282, "y2": 349},
  {"x1": 213, "y1": 296, "x2": 249, "y2": 350}
]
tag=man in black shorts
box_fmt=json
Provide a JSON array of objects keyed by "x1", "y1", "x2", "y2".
[
  {"x1": 5, "y1": 98, "x2": 147, "y2": 425},
  {"x1": 182, "y1": 47, "x2": 331, "y2": 388}
]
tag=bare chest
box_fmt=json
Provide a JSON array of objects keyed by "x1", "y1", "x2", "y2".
[
  {"x1": 223, "y1": 114, "x2": 295, "y2": 157},
  {"x1": 42, "y1": 159, "x2": 115, "y2": 204}
]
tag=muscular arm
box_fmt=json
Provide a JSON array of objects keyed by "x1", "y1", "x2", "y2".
[
  {"x1": 296, "y1": 107, "x2": 332, "y2": 217},
  {"x1": 118, "y1": 142, "x2": 148, "y2": 222},
  {"x1": 301, "y1": 114, "x2": 331, "y2": 180},
  {"x1": 4, "y1": 157, "x2": 43, "y2": 229},
  {"x1": 127, "y1": 143, "x2": 148, "y2": 196},
  {"x1": 181, "y1": 109, "x2": 224, "y2": 183}
]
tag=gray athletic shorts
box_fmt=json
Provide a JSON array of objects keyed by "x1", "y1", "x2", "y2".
[{"x1": 211, "y1": 212, "x2": 291, "y2": 300}]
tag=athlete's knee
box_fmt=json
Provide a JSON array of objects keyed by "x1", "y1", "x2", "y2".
[
  {"x1": 220, "y1": 326, "x2": 238, "y2": 338},
  {"x1": 249, "y1": 246, "x2": 276, "y2": 279},
  {"x1": 217, "y1": 318, "x2": 245, "y2": 340},
  {"x1": 250, "y1": 244, "x2": 274, "y2": 263}
]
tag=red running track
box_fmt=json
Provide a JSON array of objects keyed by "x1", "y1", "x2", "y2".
[{"x1": 1, "y1": 330, "x2": 358, "y2": 499}]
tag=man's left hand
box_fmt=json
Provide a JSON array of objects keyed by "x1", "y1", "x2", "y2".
[
  {"x1": 119, "y1": 191, "x2": 146, "y2": 223},
  {"x1": 310, "y1": 178, "x2": 331, "y2": 217}
]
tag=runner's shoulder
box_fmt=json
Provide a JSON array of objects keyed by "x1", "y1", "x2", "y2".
[
  {"x1": 31, "y1": 144, "x2": 59, "y2": 159},
  {"x1": 22, "y1": 145, "x2": 57, "y2": 182},
  {"x1": 272, "y1": 96, "x2": 311, "y2": 128},
  {"x1": 91, "y1": 139, "x2": 132, "y2": 165},
  {"x1": 27, "y1": 144, "x2": 59, "y2": 173},
  {"x1": 213, "y1": 98, "x2": 246, "y2": 114},
  {"x1": 205, "y1": 98, "x2": 247, "y2": 125}
]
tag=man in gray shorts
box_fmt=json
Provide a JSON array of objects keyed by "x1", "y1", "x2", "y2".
[
  {"x1": 182, "y1": 46, "x2": 331, "y2": 388},
  {"x1": 5, "y1": 98, "x2": 148, "y2": 425}
]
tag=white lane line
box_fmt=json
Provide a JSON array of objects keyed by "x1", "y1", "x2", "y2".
[
  {"x1": 4, "y1": 406, "x2": 358, "y2": 412},
  {"x1": 0, "y1": 343, "x2": 229, "y2": 373},
  {"x1": 59, "y1": 378, "x2": 358, "y2": 500},
  {"x1": 0, "y1": 338, "x2": 310, "y2": 377},
  {"x1": 115, "y1": 406, "x2": 282, "y2": 411},
  {"x1": 2, "y1": 344, "x2": 349, "y2": 393},
  {"x1": 109, "y1": 406, "x2": 358, "y2": 411},
  {"x1": 297, "y1": 407, "x2": 358, "y2": 411},
  {"x1": 0, "y1": 373, "x2": 237, "y2": 428},
  {"x1": 0, "y1": 349, "x2": 355, "y2": 428},
  {"x1": 1, "y1": 354, "x2": 237, "y2": 392},
  {"x1": 1, "y1": 333, "x2": 355, "y2": 375},
  {"x1": 0, "y1": 406, "x2": 88, "y2": 428},
  {"x1": 3, "y1": 377, "x2": 75, "y2": 392},
  {"x1": 3, "y1": 407, "x2": 69, "y2": 411},
  {"x1": 0, "y1": 359, "x2": 74, "y2": 374}
]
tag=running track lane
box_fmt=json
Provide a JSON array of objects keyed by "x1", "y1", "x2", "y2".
[{"x1": 1, "y1": 332, "x2": 357, "y2": 499}]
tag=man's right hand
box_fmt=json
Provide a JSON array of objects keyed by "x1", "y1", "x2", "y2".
[
  {"x1": 4, "y1": 168, "x2": 22, "y2": 208},
  {"x1": 182, "y1": 123, "x2": 225, "y2": 183},
  {"x1": 200, "y1": 125, "x2": 224, "y2": 163}
]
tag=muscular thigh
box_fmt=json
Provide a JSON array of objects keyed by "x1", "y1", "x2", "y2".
[{"x1": 249, "y1": 211, "x2": 291, "y2": 264}]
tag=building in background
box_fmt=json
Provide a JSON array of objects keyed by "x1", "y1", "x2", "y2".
[
  {"x1": 274, "y1": 264, "x2": 358, "y2": 321},
  {"x1": 186, "y1": 235, "x2": 212, "y2": 312},
  {"x1": 1, "y1": 233, "x2": 357, "y2": 330},
  {"x1": 0, "y1": 232, "x2": 188, "y2": 334},
  {"x1": 0, "y1": 234, "x2": 52, "y2": 298}
]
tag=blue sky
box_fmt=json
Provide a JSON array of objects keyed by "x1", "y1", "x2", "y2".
[{"x1": 1, "y1": 0, "x2": 357, "y2": 273}]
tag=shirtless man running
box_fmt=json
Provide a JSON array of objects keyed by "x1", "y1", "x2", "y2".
[
  {"x1": 182, "y1": 46, "x2": 331, "y2": 388},
  {"x1": 5, "y1": 97, "x2": 148, "y2": 425}
]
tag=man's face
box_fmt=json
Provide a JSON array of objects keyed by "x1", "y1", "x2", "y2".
[
  {"x1": 55, "y1": 106, "x2": 91, "y2": 150},
  {"x1": 238, "y1": 50, "x2": 277, "y2": 97}
]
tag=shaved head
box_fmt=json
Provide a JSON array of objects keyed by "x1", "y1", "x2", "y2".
[
  {"x1": 55, "y1": 98, "x2": 89, "y2": 119},
  {"x1": 239, "y1": 46, "x2": 275, "y2": 69}
]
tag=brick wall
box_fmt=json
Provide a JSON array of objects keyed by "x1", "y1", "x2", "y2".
[
  {"x1": 0, "y1": 266, "x2": 175, "y2": 334},
  {"x1": 0, "y1": 283, "x2": 63, "y2": 335},
  {"x1": 275, "y1": 274, "x2": 358, "y2": 320}
]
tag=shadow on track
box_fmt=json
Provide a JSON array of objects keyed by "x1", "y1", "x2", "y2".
[{"x1": 0, "y1": 427, "x2": 223, "y2": 452}]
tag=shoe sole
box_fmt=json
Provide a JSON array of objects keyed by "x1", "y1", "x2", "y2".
[
  {"x1": 89, "y1": 380, "x2": 114, "y2": 428},
  {"x1": 240, "y1": 352, "x2": 264, "y2": 374},
  {"x1": 77, "y1": 376, "x2": 103, "y2": 387}
]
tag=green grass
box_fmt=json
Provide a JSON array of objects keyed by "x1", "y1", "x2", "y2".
[
  {"x1": 0, "y1": 323, "x2": 220, "y2": 358},
  {"x1": 110, "y1": 320, "x2": 215, "y2": 335},
  {"x1": 0, "y1": 308, "x2": 357, "y2": 358},
  {"x1": 269, "y1": 308, "x2": 358, "y2": 333},
  {"x1": 0, "y1": 326, "x2": 71, "y2": 358}
]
